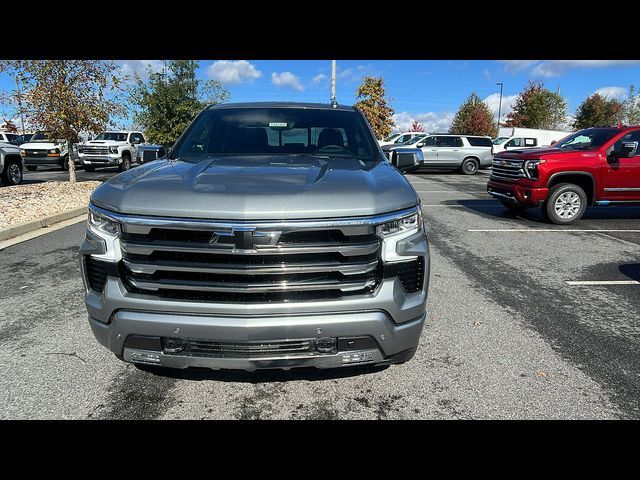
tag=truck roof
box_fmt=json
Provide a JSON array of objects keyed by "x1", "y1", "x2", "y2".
[{"x1": 205, "y1": 102, "x2": 356, "y2": 112}]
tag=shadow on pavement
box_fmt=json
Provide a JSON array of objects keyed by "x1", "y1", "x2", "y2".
[
  {"x1": 135, "y1": 363, "x2": 389, "y2": 383},
  {"x1": 619, "y1": 264, "x2": 640, "y2": 282}
]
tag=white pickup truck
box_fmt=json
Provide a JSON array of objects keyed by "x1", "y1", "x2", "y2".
[
  {"x1": 78, "y1": 131, "x2": 146, "y2": 172},
  {"x1": 1, "y1": 140, "x2": 24, "y2": 186},
  {"x1": 20, "y1": 131, "x2": 71, "y2": 171}
]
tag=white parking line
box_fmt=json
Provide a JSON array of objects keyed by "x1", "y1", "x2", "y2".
[
  {"x1": 566, "y1": 280, "x2": 640, "y2": 285},
  {"x1": 468, "y1": 229, "x2": 640, "y2": 232}
]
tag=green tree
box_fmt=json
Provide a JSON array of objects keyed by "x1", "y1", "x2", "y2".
[
  {"x1": 505, "y1": 80, "x2": 568, "y2": 130},
  {"x1": 625, "y1": 85, "x2": 640, "y2": 125},
  {"x1": 354, "y1": 76, "x2": 395, "y2": 140},
  {"x1": 129, "y1": 60, "x2": 230, "y2": 146},
  {"x1": 572, "y1": 93, "x2": 625, "y2": 129},
  {"x1": 449, "y1": 92, "x2": 497, "y2": 136},
  {"x1": 0, "y1": 60, "x2": 126, "y2": 182}
]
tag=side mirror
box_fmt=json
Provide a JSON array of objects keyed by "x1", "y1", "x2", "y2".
[
  {"x1": 550, "y1": 140, "x2": 556, "y2": 146},
  {"x1": 619, "y1": 141, "x2": 638, "y2": 158},
  {"x1": 416, "y1": 142, "x2": 425, "y2": 148}
]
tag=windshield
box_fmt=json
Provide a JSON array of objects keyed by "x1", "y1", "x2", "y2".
[
  {"x1": 553, "y1": 128, "x2": 620, "y2": 151},
  {"x1": 31, "y1": 131, "x2": 53, "y2": 142},
  {"x1": 95, "y1": 132, "x2": 128, "y2": 142},
  {"x1": 492, "y1": 137, "x2": 509, "y2": 145},
  {"x1": 404, "y1": 134, "x2": 427, "y2": 145},
  {"x1": 383, "y1": 133, "x2": 400, "y2": 142},
  {"x1": 172, "y1": 107, "x2": 377, "y2": 162}
]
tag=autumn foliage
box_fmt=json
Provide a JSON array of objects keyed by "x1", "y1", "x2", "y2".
[
  {"x1": 354, "y1": 76, "x2": 395, "y2": 140},
  {"x1": 449, "y1": 93, "x2": 496, "y2": 136},
  {"x1": 409, "y1": 120, "x2": 425, "y2": 132}
]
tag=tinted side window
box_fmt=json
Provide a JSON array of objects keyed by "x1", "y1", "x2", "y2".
[
  {"x1": 466, "y1": 137, "x2": 493, "y2": 147},
  {"x1": 613, "y1": 130, "x2": 640, "y2": 156},
  {"x1": 506, "y1": 138, "x2": 522, "y2": 147},
  {"x1": 438, "y1": 136, "x2": 460, "y2": 147},
  {"x1": 422, "y1": 137, "x2": 437, "y2": 147}
]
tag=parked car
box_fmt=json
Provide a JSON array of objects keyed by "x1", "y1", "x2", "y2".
[
  {"x1": 19, "y1": 131, "x2": 71, "y2": 171},
  {"x1": 0, "y1": 131, "x2": 23, "y2": 145},
  {"x1": 78, "y1": 131, "x2": 146, "y2": 172},
  {"x1": 80, "y1": 102, "x2": 430, "y2": 371},
  {"x1": 0, "y1": 139, "x2": 24, "y2": 186},
  {"x1": 388, "y1": 134, "x2": 493, "y2": 175},
  {"x1": 381, "y1": 133, "x2": 428, "y2": 154},
  {"x1": 136, "y1": 143, "x2": 167, "y2": 164},
  {"x1": 487, "y1": 125, "x2": 640, "y2": 224},
  {"x1": 493, "y1": 127, "x2": 572, "y2": 154},
  {"x1": 379, "y1": 131, "x2": 426, "y2": 147}
]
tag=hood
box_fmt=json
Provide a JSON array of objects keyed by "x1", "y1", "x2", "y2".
[
  {"x1": 0, "y1": 142, "x2": 19, "y2": 153},
  {"x1": 85, "y1": 140, "x2": 125, "y2": 145},
  {"x1": 90, "y1": 156, "x2": 418, "y2": 220},
  {"x1": 494, "y1": 146, "x2": 596, "y2": 160},
  {"x1": 20, "y1": 141, "x2": 64, "y2": 149}
]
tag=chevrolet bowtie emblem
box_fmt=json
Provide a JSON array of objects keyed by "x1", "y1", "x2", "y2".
[{"x1": 209, "y1": 227, "x2": 281, "y2": 252}]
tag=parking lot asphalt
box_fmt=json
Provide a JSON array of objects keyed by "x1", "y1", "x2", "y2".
[
  {"x1": 19, "y1": 165, "x2": 123, "y2": 185},
  {"x1": 1, "y1": 169, "x2": 639, "y2": 419}
]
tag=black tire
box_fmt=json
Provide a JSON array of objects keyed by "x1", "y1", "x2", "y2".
[
  {"x1": 460, "y1": 157, "x2": 479, "y2": 175},
  {"x1": 501, "y1": 200, "x2": 529, "y2": 212},
  {"x1": 544, "y1": 183, "x2": 587, "y2": 225},
  {"x1": 26, "y1": 165, "x2": 38, "y2": 171},
  {"x1": 1, "y1": 158, "x2": 23, "y2": 186},
  {"x1": 119, "y1": 153, "x2": 131, "y2": 172},
  {"x1": 84, "y1": 165, "x2": 96, "y2": 172},
  {"x1": 61, "y1": 155, "x2": 69, "y2": 171}
]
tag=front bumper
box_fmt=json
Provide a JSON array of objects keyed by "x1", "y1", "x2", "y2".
[
  {"x1": 23, "y1": 155, "x2": 64, "y2": 166},
  {"x1": 79, "y1": 154, "x2": 121, "y2": 166},
  {"x1": 487, "y1": 178, "x2": 548, "y2": 206},
  {"x1": 89, "y1": 309, "x2": 424, "y2": 370}
]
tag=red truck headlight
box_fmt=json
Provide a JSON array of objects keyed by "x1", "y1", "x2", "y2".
[{"x1": 523, "y1": 159, "x2": 545, "y2": 180}]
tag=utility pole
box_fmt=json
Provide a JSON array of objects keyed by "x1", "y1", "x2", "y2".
[
  {"x1": 16, "y1": 79, "x2": 25, "y2": 135},
  {"x1": 330, "y1": 60, "x2": 336, "y2": 106},
  {"x1": 496, "y1": 82, "x2": 504, "y2": 136}
]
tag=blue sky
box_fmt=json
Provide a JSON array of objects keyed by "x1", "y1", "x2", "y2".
[{"x1": 2, "y1": 60, "x2": 640, "y2": 132}]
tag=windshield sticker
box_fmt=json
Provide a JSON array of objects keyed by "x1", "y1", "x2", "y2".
[{"x1": 269, "y1": 122, "x2": 288, "y2": 128}]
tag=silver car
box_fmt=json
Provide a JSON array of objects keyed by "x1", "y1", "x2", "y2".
[{"x1": 397, "y1": 134, "x2": 494, "y2": 175}]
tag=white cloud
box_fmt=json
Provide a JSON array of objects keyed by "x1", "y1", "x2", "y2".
[
  {"x1": 312, "y1": 73, "x2": 328, "y2": 83},
  {"x1": 392, "y1": 111, "x2": 455, "y2": 133},
  {"x1": 271, "y1": 71, "x2": 304, "y2": 92},
  {"x1": 118, "y1": 60, "x2": 163, "y2": 81},
  {"x1": 483, "y1": 93, "x2": 518, "y2": 122},
  {"x1": 337, "y1": 64, "x2": 374, "y2": 83},
  {"x1": 207, "y1": 60, "x2": 262, "y2": 85},
  {"x1": 483, "y1": 68, "x2": 491, "y2": 81},
  {"x1": 500, "y1": 60, "x2": 640, "y2": 78},
  {"x1": 498, "y1": 60, "x2": 540, "y2": 73},
  {"x1": 594, "y1": 86, "x2": 628, "y2": 100}
]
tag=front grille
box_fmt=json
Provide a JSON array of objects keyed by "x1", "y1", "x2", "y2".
[
  {"x1": 490, "y1": 159, "x2": 526, "y2": 181},
  {"x1": 85, "y1": 257, "x2": 110, "y2": 292},
  {"x1": 25, "y1": 149, "x2": 47, "y2": 156},
  {"x1": 82, "y1": 146, "x2": 110, "y2": 155},
  {"x1": 167, "y1": 338, "x2": 317, "y2": 358},
  {"x1": 118, "y1": 219, "x2": 382, "y2": 303},
  {"x1": 396, "y1": 258, "x2": 425, "y2": 293},
  {"x1": 142, "y1": 149, "x2": 157, "y2": 163}
]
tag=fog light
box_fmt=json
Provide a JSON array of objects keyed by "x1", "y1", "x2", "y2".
[
  {"x1": 315, "y1": 337, "x2": 337, "y2": 353},
  {"x1": 162, "y1": 337, "x2": 186, "y2": 354}
]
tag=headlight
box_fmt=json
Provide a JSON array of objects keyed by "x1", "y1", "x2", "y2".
[
  {"x1": 88, "y1": 209, "x2": 121, "y2": 236},
  {"x1": 524, "y1": 159, "x2": 545, "y2": 179},
  {"x1": 110, "y1": 146, "x2": 119, "y2": 154},
  {"x1": 47, "y1": 148, "x2": 60, "y2": 156},
  {"x1": 376, "y1": 210, "x2": 422, "y2": 237}
]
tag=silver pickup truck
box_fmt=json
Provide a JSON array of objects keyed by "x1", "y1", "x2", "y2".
[{"x1": 80, "y1": 102, "x2": 430, "y2": 371}]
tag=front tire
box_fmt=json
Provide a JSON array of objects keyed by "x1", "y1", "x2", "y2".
[
  {"x1": 460, "y1": 157, "x2": 479, "y2": 175},
  {"x1": 544, "y1": 183, "x2": 587, "y2": 224},
  {"x1": 61, "y1": 155, "x2": 69, "y2": 171},
  {"x1": 119, "y1": 154, "x2": 131, "y2": 172},
  {"x1": 1, "y1": 159, "x2": 23, "y2": 186}
]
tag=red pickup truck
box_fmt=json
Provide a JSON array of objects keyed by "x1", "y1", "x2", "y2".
[{"x1": 487, "y1": 125, "x2": 640, "y2": 224}]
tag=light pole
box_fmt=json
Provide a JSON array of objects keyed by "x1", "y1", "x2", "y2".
[
  {"x1": 330, "y1": 60, "x2": 337, "y2": 106},
  {"x1": 496, "y1": 82, "x2": 503, "y2": 137}
]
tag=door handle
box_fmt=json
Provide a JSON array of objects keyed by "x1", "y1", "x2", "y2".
[{"x1": 452, "y1": 149, "x2": 460, "y2": 151}]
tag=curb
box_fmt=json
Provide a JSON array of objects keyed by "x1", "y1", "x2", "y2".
[{"x1": 0, "y1": 206, "x2": 87, "y2": 242}]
